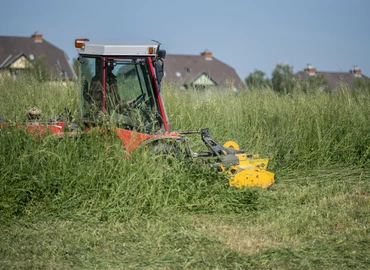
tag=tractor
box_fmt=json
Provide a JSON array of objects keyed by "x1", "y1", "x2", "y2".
[
  {"x1": 74, "y1": 38, "x2": 274, "y2": 188},
  {"x1": 1, "y1": 39, "x2": 274, "y2": 188}
]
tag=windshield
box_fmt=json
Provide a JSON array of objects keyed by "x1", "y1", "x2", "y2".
[{"x1": 79, "y1": 56, "x2": 163, "y2": 134}]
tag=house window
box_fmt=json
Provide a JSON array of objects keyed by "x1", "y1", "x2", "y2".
[
  {"x1": 10, "y1": 69, "x2": 20, "y2": 76},
  {"x1": 60, "y1": 70, "x2": 68, "y2": 78}
]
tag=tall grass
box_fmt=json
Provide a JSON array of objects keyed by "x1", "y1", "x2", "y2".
[
  {"x1": 0, "y1": 123, "x2": 260, "y2": 222},
  {"x1": 163, "y1": 84, "x2": 370, "y2": 171},
  {"x1": 0, "y1": 74, "x2": 78, "y2": 121},
  {"x1": 1, "y1": 76, "x2": 370, "y2": 269},
  {"x1": 1, "y1": 76, "x2": 369, "y2": 220}
]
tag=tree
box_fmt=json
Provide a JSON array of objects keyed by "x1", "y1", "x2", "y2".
[
  {"x1": 271, "y1": 63, "x2": 294, "y2": 93},
  {"x1": 245, "y1": 69, "x2": 271, "y2": 89},
  {"x1": 355, "y1": 77, "x2": 370, "y2": 91},
  {"x1": 298, "y1": 74, "x2": 329, "y2": 93},
  {"x1": 32, "y1": 55, "x2": 51, "y2": 81}
]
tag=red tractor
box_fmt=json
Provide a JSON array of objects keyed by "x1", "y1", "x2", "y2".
[
  {"x1": 1, "y1": 39, "x2": 275, "y2": 188},
  {"x1": 74, "y1": 39, "x2": 274, "y2": 188},
  {"x1": 75, "y1": 39, "x2": 183, "y2": 153}
]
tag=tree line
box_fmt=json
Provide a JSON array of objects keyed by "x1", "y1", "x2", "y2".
[{"x1": 245, "y1": 63, "x2": 370, "y2": 93}]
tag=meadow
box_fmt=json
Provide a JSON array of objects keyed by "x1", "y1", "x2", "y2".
[{"x1": 0, "y1": 75, "x2": 369, "y2": 269}]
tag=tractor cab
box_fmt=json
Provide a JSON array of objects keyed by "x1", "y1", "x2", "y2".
[{"x1": 75, "y1": 39, "x2": 169, "y2": 134}]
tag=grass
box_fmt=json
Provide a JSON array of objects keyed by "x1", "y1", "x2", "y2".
[
  {"x1": 0, "y1": 75, "x2": 369, "y2": 269},
  {"x1": 1, "y1": 167, "x2": 369, "y2": 269}
]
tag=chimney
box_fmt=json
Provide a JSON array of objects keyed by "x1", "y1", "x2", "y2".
[
  {"x1": 351, "y1": 65, "x2": 362, "y2": 77},
  {"x1": 304, "y1": 63, "x2": 316, "y2": 76},
  {"x1": 201, "y1": 49, "x2": 213, "y2": 60},
  {"x1": 31, "y1": 32, "x2": 43, "y2": 43}
]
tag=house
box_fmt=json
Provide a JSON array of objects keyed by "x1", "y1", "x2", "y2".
[
  {"x1": 0, "y1": 32, "x2": 75, "y2": 80},
  {"x1": 295, "y1": 64, "x2": 370, "y2": 90},
  {"x1": 163, "y1": 50, "x2": 244, "y2": 91}
]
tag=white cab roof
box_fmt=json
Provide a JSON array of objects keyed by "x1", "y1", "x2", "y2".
[{"x1": 79, "y1": 41, "x2": 160, "y2": 56}]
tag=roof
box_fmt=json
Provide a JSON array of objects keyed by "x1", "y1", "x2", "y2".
[
  {"x1": 295, "y1": 70, "x2": 370, "y2": 89},
  {"x1": 78, "y1": 41, "x2": 159, "y2": 56},
  {"x1": 163, "y1": 53, "x2": 244, "y2": 89},
  {"x1": 0, "y1": 34, "x2": 75, "y2": 80}
]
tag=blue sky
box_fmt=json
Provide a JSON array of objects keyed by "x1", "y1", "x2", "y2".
[{"x1": 1, "y1": 0, "x2": 369, "y2": 80}]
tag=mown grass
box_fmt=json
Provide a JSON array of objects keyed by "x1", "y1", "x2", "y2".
[{"x1": 0, "y1": 75, "x2": 369, "y2": 269}]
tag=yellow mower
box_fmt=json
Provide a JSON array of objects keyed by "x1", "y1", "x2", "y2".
[{"x1": 180, "y1": 129, "x2": 274, "y2": 188}]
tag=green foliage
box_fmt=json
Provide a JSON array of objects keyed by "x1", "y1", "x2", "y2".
[
  {"x1": 271, "y1": 63, "x2": 295, "y2": 93},
  {"x1": 245, "y1": 69, "x2": 272, "y2": 89},
  {"x1": 33, "y1": 56, "x2": 52, "y2": 81},
  {"x1": 0, "y1": 126, "x2": 263, "y2": 222},
  {"x1": 355, "y1": 76, "x2": 370, "y2": 90},
  {"x1": 294, "y1": 73, "x2": 329, "y2": 93},
  {"x1": 0, "y1": 74, "x2": 78, "y2": 121},
  {"x1": 16, "y1": 55, "x2": 52, "y2": 82}
]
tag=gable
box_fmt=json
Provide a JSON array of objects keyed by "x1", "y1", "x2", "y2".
[
  {"x1": 192, "y1": 73, "x2": 217, "y2": 86},
  {"x1": 9, "y1": 55, "x2": 30, "y2": 69}
]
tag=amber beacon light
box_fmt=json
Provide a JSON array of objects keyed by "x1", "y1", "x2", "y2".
[{"x1": 75, "y1": 38, "x2": 89, "y2": 48}]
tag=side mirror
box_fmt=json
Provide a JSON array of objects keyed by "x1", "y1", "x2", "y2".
[
  {"x1": 155, "y1": 59, "x2": 164, "y2": 85},
  {"x1": 158, "y1": 50, "x2": 166, "y2": 59}
]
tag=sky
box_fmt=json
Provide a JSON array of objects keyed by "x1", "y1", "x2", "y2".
[{"x1": 1, "y1": 0, "x2": 369, "y2": 80}]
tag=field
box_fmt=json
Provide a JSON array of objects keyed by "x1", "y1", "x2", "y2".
[{"x1": 1, "y1": 75, "x2": 370, "y2": 269}]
